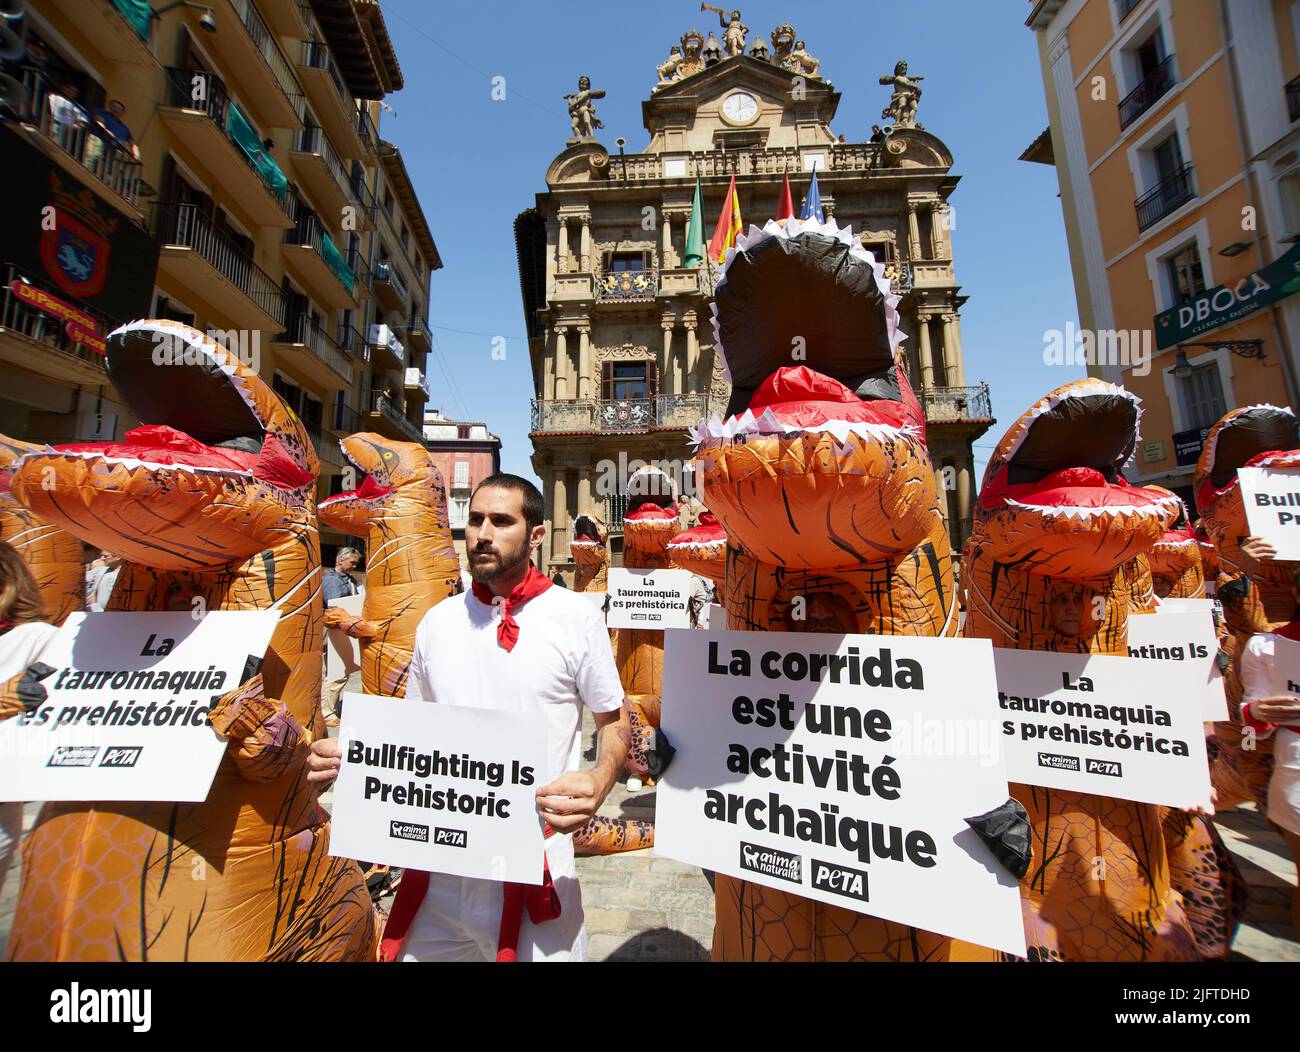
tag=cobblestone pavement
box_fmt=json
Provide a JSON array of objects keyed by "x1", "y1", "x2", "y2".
[{"x1": 3, "y1": 705, "x2": 1295, "y2": 961}]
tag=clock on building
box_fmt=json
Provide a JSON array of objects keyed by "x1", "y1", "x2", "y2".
[{"x1": 721, "y1": 90, "x2": 758, "y2": 125}]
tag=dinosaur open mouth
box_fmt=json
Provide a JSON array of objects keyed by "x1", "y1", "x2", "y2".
[
  {"x1": 1197, "y1": 405, "x2": 1299, "y2": 511},
  {"x1": 50, "y1": 322, "x2": 312, "y2": 491},
  {"x1": 624, "y1": 466, "x2": 677, "y2": 522},
  {"x1": 571, "y1": 512, "x2": 603, "y2": 546},
  {"x1": 981, "y1": 385, "x2": 1175, "y2": 522},
  {"x1": 667, "y1": 511, "x2": 726, "y2": 553},
  {"x1": 320, "y1": 441, "x2": 396, "y2": 508}
]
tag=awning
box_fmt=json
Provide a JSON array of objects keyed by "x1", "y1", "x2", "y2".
[{"x1": 226, "y1": 102, "x2": 288, "y2": 203}]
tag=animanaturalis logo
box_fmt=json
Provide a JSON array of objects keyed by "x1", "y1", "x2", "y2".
[
  {"x1": 389, "y1": 820, "x2": 429, "y2": 843},
  {"x1": 50, "y1": 983, "x2": 151, "y2": 1032},
  {"x1": 739, "y1": 841, "x2": 802, "y2": 884},
  {"x1": 1037, "y1": 751, "x2": 1080, "y2": 772}
]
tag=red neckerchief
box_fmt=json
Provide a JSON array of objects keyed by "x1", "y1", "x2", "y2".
[
  {"x1": 379, "y1": 826, "x2": 561, "y2": 962},
  {"x1": 471, "y1": 564, "x2": 553, "y2": 652}
]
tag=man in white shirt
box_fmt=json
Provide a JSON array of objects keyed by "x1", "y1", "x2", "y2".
[{"x1": 308, "y1": 473, "x2": 629, "y2": 961}]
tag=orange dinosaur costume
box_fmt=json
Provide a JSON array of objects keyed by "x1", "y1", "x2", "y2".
[
  {"x1": 4, "y1": 320, "x2": 374, "y2": 961},
  {"x1": 0, "y1": 433, "x2": 83, "y2": 625},
  {"x1": 963, "y1": 378, "x2": 1198, "y2": 961},
  {"x1": 565, "y1": 512, "x2": 654, "y2": 855},
  {"x1": 695, "y1": 218, "x2": 977, "y2": 961},
  {"x1": 667, "y1": 510, "x2": 726, "y2": 588},
  {"x1": 1146, "y1": 488, "x2": 1205, "y2": 600},
  {"x1": 317, "y1": 433, "x2": 461, "y2": 698}
]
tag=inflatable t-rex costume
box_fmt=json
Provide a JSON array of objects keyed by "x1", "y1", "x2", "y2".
[
  {"x1": 695, "y1": 218, "x2": 978, "y2": 961},
  {"x1": 963, "y1": 378, "x2": 1199, "y2": 961},
  {"x1": 667, "y1": 510, "x2": 726, "y2": 587},
  {"x1": 0, "y1": 433, "x2": 84, "y2": 624},
  {"x1": 1195, "y1": 406, "x2": 1300, "y2": 815},
  {"x1": 564, "y1": 512, "x2": 654, "y2": 855},
  {"x1": 1145, "y1": 488, "x2": 1205, "y2": 599},
  {"x1": 4, "y1": 320, "x2": 374, "y2": 961},
  {"x1": 316, "y1": 433, "x2": 461, "y2": 698}
]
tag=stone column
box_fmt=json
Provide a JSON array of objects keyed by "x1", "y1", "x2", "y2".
[
  {"x1": 660, "y1": 319, "x2": 675, "y2": 396},
  {"x1": 929, "y1": 201, "x2": 949, "y2": 258},
  {"x1": 577, "y1": 322, "x2": 592, "y2": 401},
  {"x1": 661, "y1": 209, "x2": 674, "y2": 269},
  {"x1": 942, "y1": 313, "x2": 966, "y2": 386},
  {"x1": 579, "y1": 213, "x2": 592, "y2": 272},
  {"x1": 554, "y1": 325, "x2": 569, "y2": 399},
  {"x1": 557, "y1": 218, "x2": 570, "y2": 274},
  {"x1": 577, "y1": 472, "x2": 593, "y2": 521},
  {"x1": 552, "y1": 469, "x2": 568, "y2": 564},
  {"x1": 683, "y1": 311, "x2": 699, "y2": 391},
  {"x1": 541, "y1": 470, "x2": 556, "y2": 568},
  {"x1": 906, "y1": 200, "x2": 922, "y2": 259},
  {"x1": 956, "y1": 456, "x2": 975, "y2": 543},
  {"x1": 543, "y1": 325, "x2": 556, "y2": 400},
  {"x1": 916, "y1": 313, "x2": 935, "y2": 390}
]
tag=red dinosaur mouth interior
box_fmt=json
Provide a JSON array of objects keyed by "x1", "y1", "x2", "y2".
[
  {"x1": 737, "y1": 366, "x2": 918, "y2": 432},
  {"x1": 321, "y1": 445, "x2": 395, "y2": 506}
]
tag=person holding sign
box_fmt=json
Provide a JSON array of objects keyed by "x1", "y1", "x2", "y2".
[
  {"x1": 310, "y1": 474, "x2": 630, "y2": 961},
  {"x1": 963, "y1": 379, "x2": 1200, "y2": 961}
]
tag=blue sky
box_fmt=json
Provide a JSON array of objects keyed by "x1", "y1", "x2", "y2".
[{"x1": 377, "y1": 0, "x2": 1087, "y2": 483}]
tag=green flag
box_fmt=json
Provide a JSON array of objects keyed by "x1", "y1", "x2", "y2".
[{"x1": 684, "y1": 176, "x2": 706, "y2": 269}]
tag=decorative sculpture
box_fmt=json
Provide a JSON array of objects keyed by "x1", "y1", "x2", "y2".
[
  {"x1": 694, "y1": 217, "x2": 988, "y2": 960},
  {"x1": 880, "y1": 59, "x2": 924, "y2": 129},
  {"x1": 702, "y1": 5, "x2": 747, "y2": 56},
  {"x1": 565, "y1": 75, "x2": 605, "y2": 142},
  {"x1": 962, "y1": 377, "x2": 1198, "y2": 960},
  {"x1": 5, "y1": 320, "x2": 374, "y2": 961},
  {"x1": 655, "y1": 45, "x2": 685, "y2": 87},
  {"x1": 0, "y1": 433, "x2": 83, "y2": 625},
  {"x1": 788, "y1": 40, "x2": 820, "y2": 78}
]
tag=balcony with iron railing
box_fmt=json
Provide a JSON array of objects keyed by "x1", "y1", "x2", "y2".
[
  {"x1": 291, "y1": 124, "x2": 370, "y2": 225},
  {"x1": 297, "y1": 5, "x2": 377, "y2": 161},
  {"x1": 281, "y1": 210, "x2": 357, "y2": 307},
  {"x1": 919, "y1": 383, "x2": 993, "y2": 425},
  {"x1": 305, "y1": 418, "x2": 344, "y2": 466},
  {"x1": 160, "y1": 67, "x2": 293, "y2": 226},
  {"x1": 368, "y1": 390, "x2": 426, "y2": 443},
  {"x1": 1118, "y1": 55, "x2": 1176, "y2": 130},
  {"x1": 1289, "y1": 76, "x2": 1300, "y2": 123},
  {"x1": 332, "y1": 401, "x2": 363, "y2": 434},
  {"x1": 372, "y1": 257, "x2": 410, "y2": 311},
  {"x1": 404, "y1": 366, "x2": 430, "y2": 401},
  {"x1": 1135, "y1": 163, "x2": 1195, "y2": 230},
  {"x1": 272, "y1": 312, "x2": 354, "y2": 386},
  {"x1": 212, "y1": 0, "x2": 306, "y2": 128},
  {"x1": 155, "y1": 201, "x2": 286, "y2": 328},
  {"x1": 531, "y1": 394, "x2": 708, "y2": 434},
  {"x1": 12, "y1": 69, "x2": 145, "y2": 214},
  {"x1": 0, "y1": 262, "x2": 115, "y2": 385},
  {"x1": 367, "y1": 322, "x2": 405, "y2": 369},
  {"x1": 606, "y1": 142, "x2": 885, "y2": 183}
]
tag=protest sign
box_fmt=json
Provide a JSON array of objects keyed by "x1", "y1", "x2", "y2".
[
  {"x1": 0, "y1": 611, "x2": 278, "y2": 802},
  {"x1": 992, "y1": 648, "x2": 1213, "y2": 810},
  {"x1": 655, "y1": 628, "x2": 1026, "y2": 956},
  {"x1": 1239, "y1": 465, "x2": 1300, "y2": 561},
  {"x1": 606, "y1": 567, "x2": 691, "y2": 630},
  {"x1": 1269, "y1": 637, "x2": 1300, "y2": 729},
  {"x1": 325, "y1": 591, "x2": 365, "y2": 682},
  {"x1": 329, "y1": 693, "x2": 547, "y2": 883},
  {"x1": 1126, "y1": 607, "x2": 1228, "y2": 720}
]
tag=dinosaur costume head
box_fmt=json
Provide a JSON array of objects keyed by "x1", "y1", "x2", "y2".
[
  {"x1": 318, "y1": 432, "x2": 460, "y2": 697},
  {"x1": 569, "y1": 512, "x2": 608, "y2": 592},
  {"x1": 621, "y1": 464, "x2": 681, "y2": 569},
  {"x1": 698, "y1": 219, "x2": 977, "y2": 960},
  {"x1": 1194, "y1": 404, "x2": 1300, "y2": 618},
  {"x1": 0, "y1": 433, "x2": 83, "y2": 624},
  {"x1": 667, "y1": 510, "x2": 726, "y2": 586},
  {"x1": 1142, "y1": 486, "x2": 1204, "y2": 599},
  {"x1": 11, "y1": 320, "x2": 317, "y2": 571},
  {"x1": 4, "y1": 320, "x2": 373, "y2": 962}
]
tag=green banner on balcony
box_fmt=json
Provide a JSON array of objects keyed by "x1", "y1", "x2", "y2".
[
  {"x1": 113, "y1": 0, "x2": 151, "y2": 39},
  {"x1": 320, "y1": 232, "x2": 355, "y2": 291},
  {"x1": 1154, "y1": 241, "x2": 1300, "y2": 349},
  {"x1": 226, "y1": 103, "x2": 288, "y2": 203}
]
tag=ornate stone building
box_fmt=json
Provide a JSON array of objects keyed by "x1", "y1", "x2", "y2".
[{"x1": 514, "y1": 22, "x2": 993, "y2": 576}]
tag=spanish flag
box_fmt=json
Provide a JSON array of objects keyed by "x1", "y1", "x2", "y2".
[{"x1": 708, "y1": 176, "x2": 743, "y2": 264}]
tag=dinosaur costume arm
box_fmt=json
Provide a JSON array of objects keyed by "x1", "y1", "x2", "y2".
[
  {"x1": 322, "y1": 605, "x2": 382, "y2": 639},
  {"x1": 208, "y1": 673, "x2": 312, "y2": 783}
]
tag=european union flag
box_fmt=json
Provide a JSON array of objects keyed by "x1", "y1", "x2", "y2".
[{"x1": 799, "y1": 169, "x2": 824, "y2": 223}]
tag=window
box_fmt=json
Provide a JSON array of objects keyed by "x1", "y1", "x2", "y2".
[
  {"x1": 1164, "y1": 244, "x2": 1205, "y2": 305},
  {"x1": 383, "y1": 190, "x2": 394, "y2": 217},
  {"x1": 1179, "y1": 363, "x2": 1226, "y2": 431},
  {"x1": 1152, "y1": 134, "x2": 1184, "y2": 183},
  {"x1": 400, "y1": 223, "x2": 409, "y2": 250},
  {"x1": 453, "y1": 460, "x2": 470, "y2": 486},
  {"x1": 1134, "y1": 28, "x2": 1165, "y2": 81},
  {"x1": 602, "y1": 360, "x2": 654, "y2": 400},
  {"x1": 605, "y1": 251, "x2": 648, "y2": 272},
  {"x1": 153, "y1": 295, "x2": 194, "y2": 326},
  {"x1": 1278, "y1": 165, "x2": 1300, "y2": 240},
  {"x1": 456, "y1": 425, "x2": 471, "y2": 439}
]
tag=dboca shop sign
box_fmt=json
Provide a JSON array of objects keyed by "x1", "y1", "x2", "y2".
[{"x1": 1155, "y1": 242, "x2": 1300, "y2": 349}]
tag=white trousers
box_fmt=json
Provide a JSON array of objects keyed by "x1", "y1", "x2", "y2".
[{"x1": 398, "y1": 834, "x2": 587, "y2": 962}]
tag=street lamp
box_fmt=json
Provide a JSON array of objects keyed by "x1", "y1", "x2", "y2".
[
  {"x1": 153, "y1": 2, "x2": 217, "y2": 33},
  {"x1": 1172, "y1": 340, "x2": 1266, "y2": 379}
]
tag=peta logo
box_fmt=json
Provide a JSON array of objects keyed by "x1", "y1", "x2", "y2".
[
  {"x1": 434, "y1": 827, "x2": 467, "y2": 848},
  {"x1": 50, "y1": 983, "x2": 151, "y2": 1032},
  {"x1": 739, "y1": 841, "x2": 802, "y2": 884},
  {"x1": 1037, "y1": 751, "x2": 1080, "y2": 772},
  {"x1": 1085, "y1": 757, "x2": 1123, "y2": 777},
  {"x1": 99, "y1": 746, "x2": 142, "y2": 768},
  {"x1": 811, "y1": 859, "x2": 871, "y2": 904},
  {"x1": 389, "y1": 820, "x2": 429, "y2": 843},
  {"x1": 48, "y1": 746, "x2": 98, "y2": 767}
]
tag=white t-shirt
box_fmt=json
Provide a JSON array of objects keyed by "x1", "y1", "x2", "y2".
[
  {"x1": 405, "y1": 585, "x2": 624, "y2": 785},
  {"x1": 0, "y1": 622, "x2": 58, "y2": 683}
]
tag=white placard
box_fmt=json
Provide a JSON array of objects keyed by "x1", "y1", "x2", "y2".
[
  {"x1": 329, "y1": 693, "x2": 547, "y2": 884},
  {"x1": 992, "y1": 648, "x2": 1213, "y2": 810},
  {"x1": 1269, "y1": 636, "x2": 1300, "y2": 727},
  {"x1": 655, "y1": 629, "x2": 1026, "y2": 956},
  {"x1": 1239, "y1": 465, "x2": 1300, "y2": 561},
  {"x1": 1126, "y1": 608, "x2": 1228, "y2": 720},
  {"x1": 325, "y1": 591, "x2": 365, "y2": 681},
  {"x1": 0, "y1": 611, "x2": 279, "y2": 802},
  {"x1": 606, "y1": 567, "x2": 691, "y2": 630}
]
